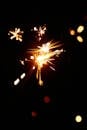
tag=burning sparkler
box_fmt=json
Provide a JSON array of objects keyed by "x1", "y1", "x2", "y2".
[
  {"x1": 8, "y1": 28, "x2": 24, "y2": 42},
  {"x1": 27, "y1": 41, "x2": 63, "y2": 86},
  {"x1": 31, "y1": 25, "x2": 47, "y2": 41}
]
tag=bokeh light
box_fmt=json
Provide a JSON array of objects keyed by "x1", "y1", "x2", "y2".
[
  {"x1": 70, "y1": 29, "x2": 75, "y2": 36},
  {"x1": 77, "y1": 25, "x2": 84, "y2": 33},
  {"x1": 75, "y1": 115, "x2": 82, "y2": 123},
  {"x1": 76, "y1": 36, "x2": 84, "y2": 43},
  {"x1": 43, "y1": 96, "x2": 51, "y2": 103}
]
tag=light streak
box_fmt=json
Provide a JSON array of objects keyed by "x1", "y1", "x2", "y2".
[
  {"x1": 14, "y1": 78, "x2": 20, "y2": 86},
  {"x1": 20, "y1": 73, "x2": 26, "y2": 79}
]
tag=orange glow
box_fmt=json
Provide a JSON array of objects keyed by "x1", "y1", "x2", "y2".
[{"x1": 70, "y1": 29, "x2": 75, "y2": 36}]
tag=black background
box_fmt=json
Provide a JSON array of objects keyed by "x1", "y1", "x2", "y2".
[{"x1": 0, "y1": 1, "x2": 87, "y2": 128}]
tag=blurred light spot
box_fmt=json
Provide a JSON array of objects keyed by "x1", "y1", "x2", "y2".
[
  {"x1": 20, "y1": 60, "x2": 25, "y2": 65},
  {"x1": 75, "y1": 115, "x2": 82, "y2": 123},
  {"x1": 76, "y1": 36, "x2": 83, "y2": 43},
  {"x1": 77, "y1": 25, "x2": 84, "y2": 33},
  {"x1": 70, "y1": 29, "x2": 75, "y2": 36},
  {"x1": 30, "y1": 56, "x2": 34, "y2": 59},
  {"x1": 39, "y1": 37, "x2": 41, "y2": 41},
  {"x1": 43, "y1": 96, "x2": 51, "y2": 103},
  {"x1": 32, "y1": 111, "x2": 38, "y2": 117},
  {"x1": 32, "y1": 66, "x2": 35, "y2": 70},
  {"x1": 34, "y1": 27, "x2": 38, "y2": 31},
  {"x1": 20, "y1": 73, "x2": 26, "y2": 79},
  {"x1": 14, "y1": 78, "x2": 20, "y2": 86},
  {"x1": 39, "y1": 80, "x2": 43, "y2": 86}
]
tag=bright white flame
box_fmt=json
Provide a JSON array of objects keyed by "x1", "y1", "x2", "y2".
[
  {"x1": 20, "y1": 73, "x2": 26, "y2": 79},
  {"x1": 14, "y1": 78, "x2": 20, "y2": 86},
  {"x1": 75, "y1": 115, "x2": 82, "y2": 123},
  {"x1": 77, "y1": 25, "x2": 84, "y2": 33}
]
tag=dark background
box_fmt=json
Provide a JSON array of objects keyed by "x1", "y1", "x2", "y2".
[{"x1": 0, "y1": 1, "x2": 87, "y2": 128}]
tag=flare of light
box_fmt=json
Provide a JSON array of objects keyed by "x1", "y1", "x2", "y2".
[
  {"x1": 27, "y1": 41, "x2": 63, "y2": 86},
  {"x1": 32, "y1": 25, "x2": 47, "y2": 41},
  {"x1": 76, "y1": 35, "x2": 84, "y2": 43},
  {"x1": 20, "y1": 73, "x2": 26, "y2": 79},
  {"x1": 14, "y1": 78, "x2": 20, "y2": 86},
  {"x1": 8, "y1": 28, "x2": 24, "y2": 42},
  {"x1": 77, "y1": 25, "x2": 84, "y2": 33},
  {"x1": 75, "y1": 115, "x2": 82, "y2": 123}
]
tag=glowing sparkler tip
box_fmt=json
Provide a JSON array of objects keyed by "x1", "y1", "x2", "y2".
[{"x1": 27, "y1": 40, "x2": 63, "y2": 86}]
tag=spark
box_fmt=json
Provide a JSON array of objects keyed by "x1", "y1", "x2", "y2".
[
  {"x1": 14, "y1": 78, "x2": 20, "y2": 86},
  {"x1": 8, "y1": 28, "x2": 24, "y2": 42},
  {"x1": 27, "y1": 41, "x2": 63, "y2": 86},
  {"x1": 20, "y1": 60, "x2": 25, "y2": 65},
  {"x1": 32, "y1": 25, "x2": 47, "y2": 41},
  {"x1": 20, "y1": 73, "x2": 26, "y2": 79}
]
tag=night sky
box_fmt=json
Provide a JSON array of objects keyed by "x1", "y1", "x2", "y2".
[{"x1": 0, "y1": 1, "x2": 87, "y2": 128}]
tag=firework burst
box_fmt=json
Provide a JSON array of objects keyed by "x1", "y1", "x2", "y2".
[{"x1": 27, "y1": 41, "x2": 63, "y2": 86}]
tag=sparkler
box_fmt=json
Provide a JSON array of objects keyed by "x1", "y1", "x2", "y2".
[
  {"x1": 27, "y1": 41, "x2": 63, "y2": 86},
  {"x1": 8, "y1": 28, "x2": 24, "y2": 42},
  {"x1": 31, "y1": 25, "x2": 47, "y2": 41}
]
